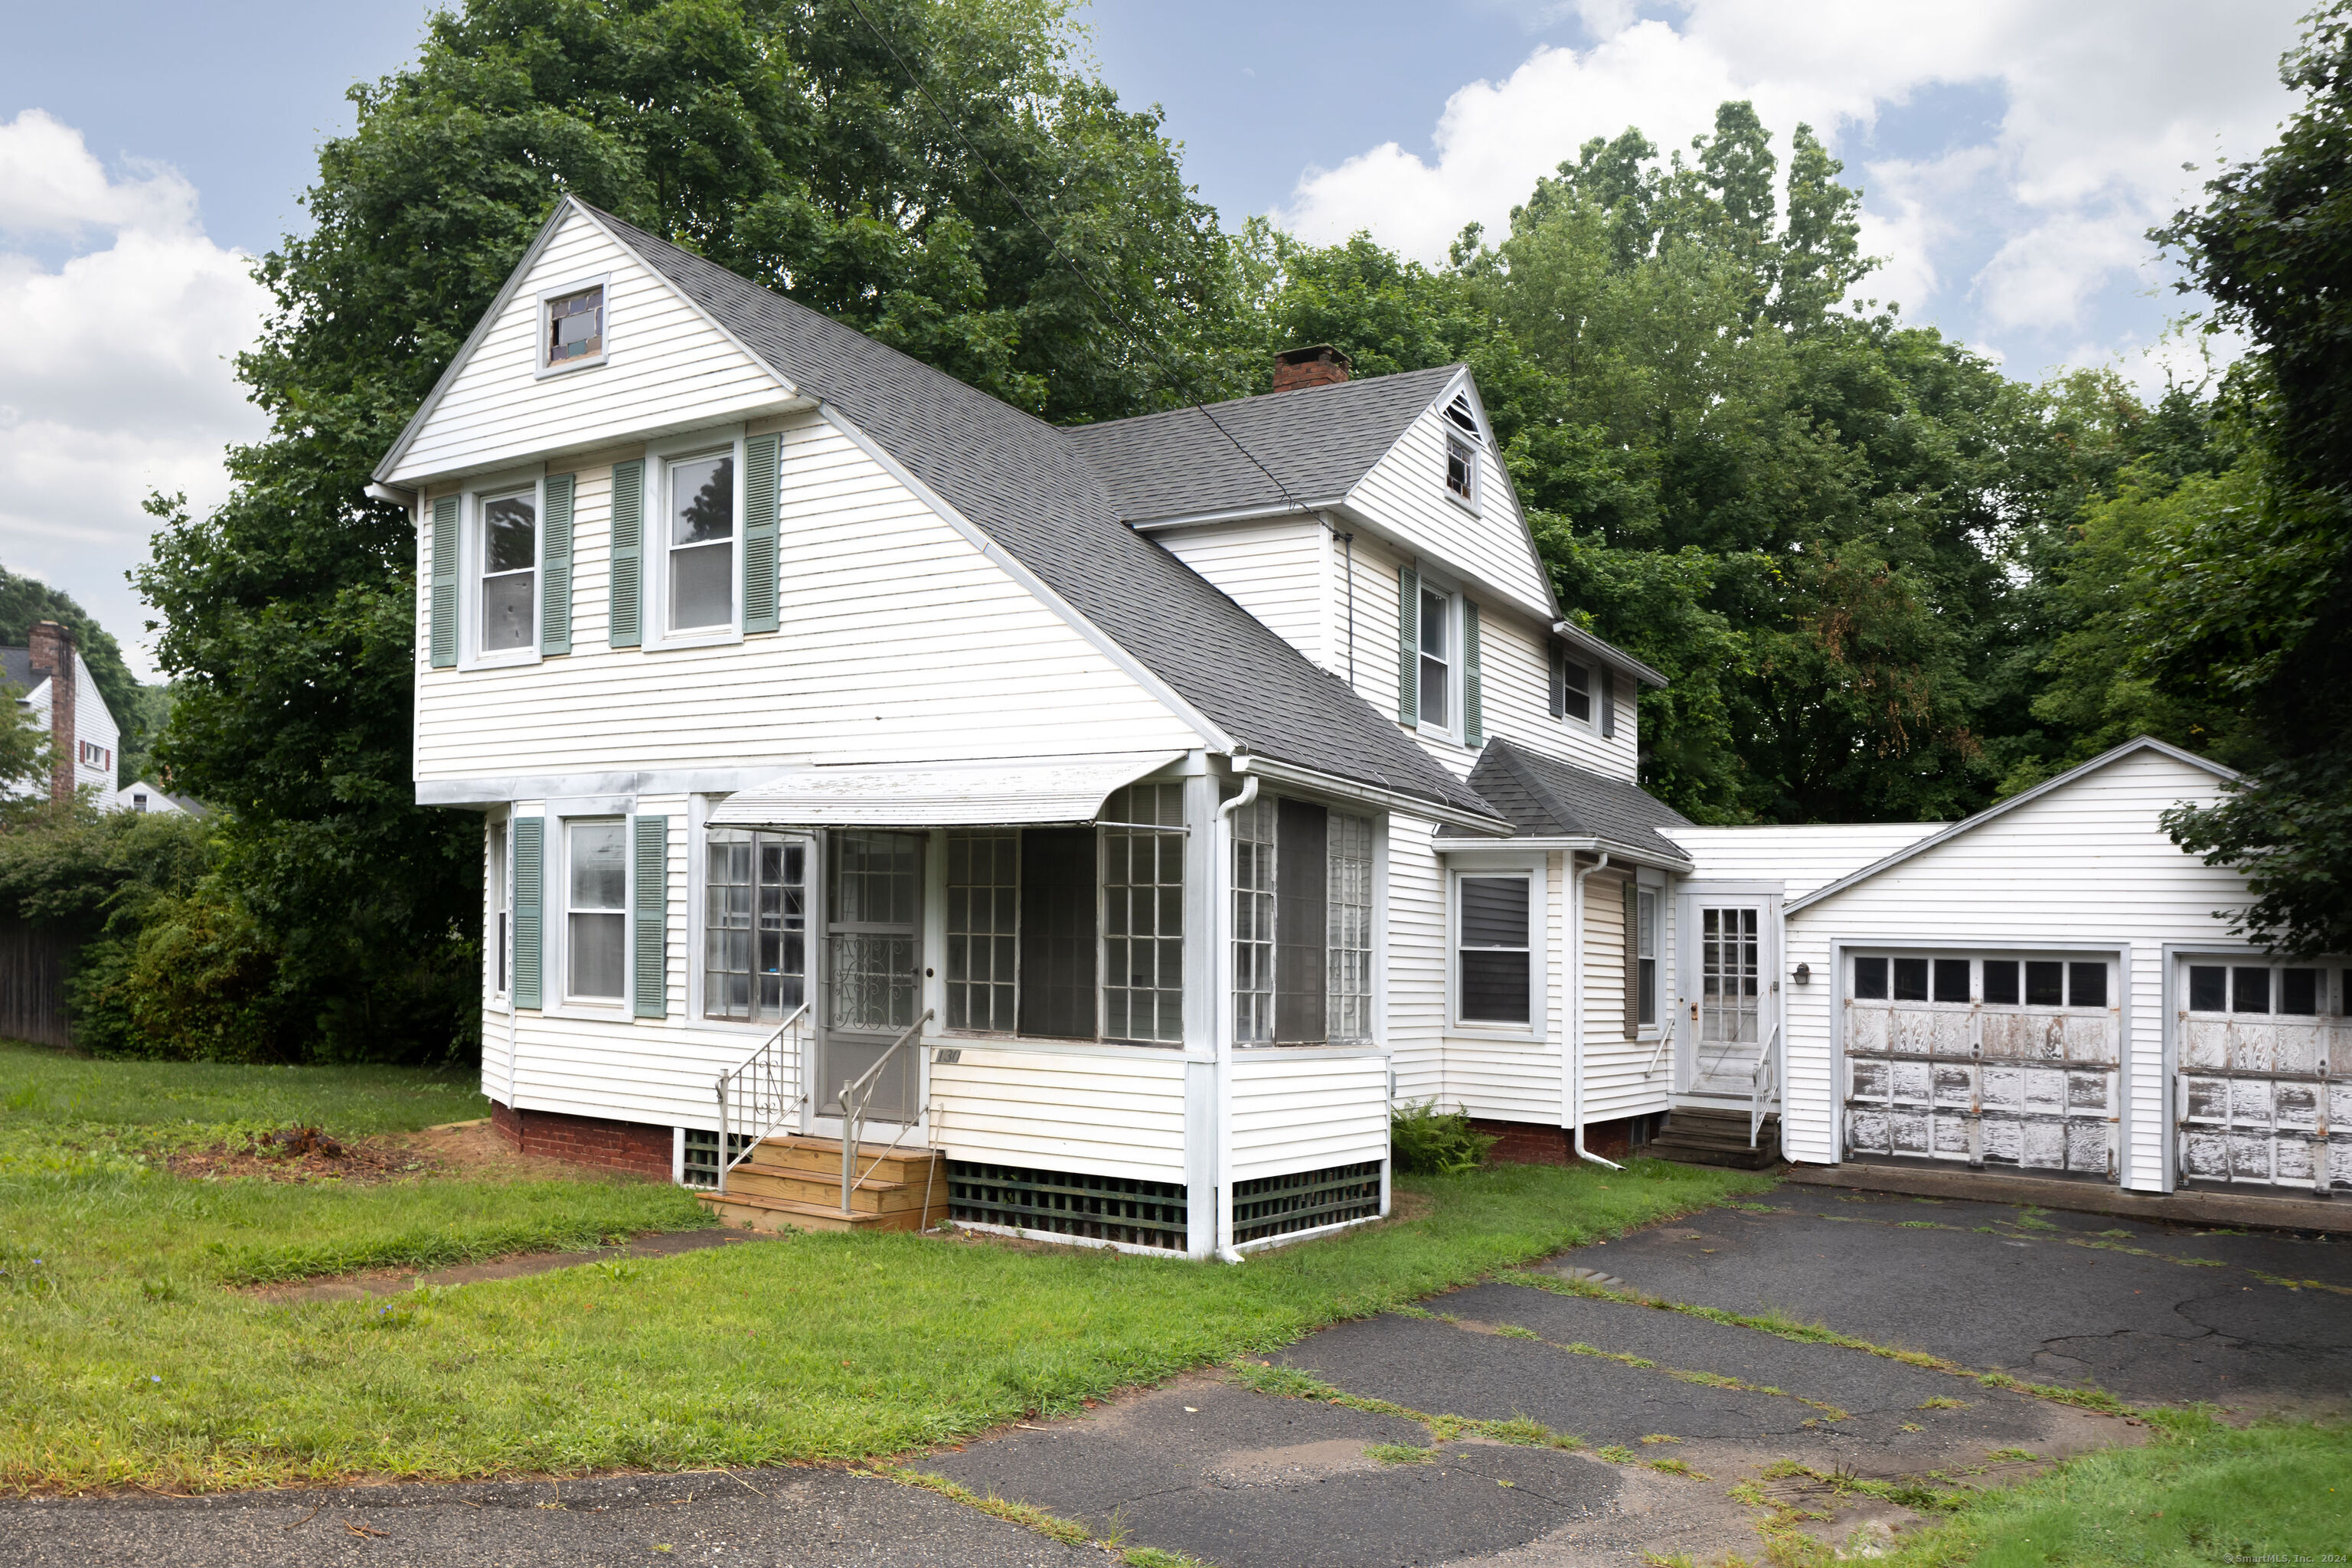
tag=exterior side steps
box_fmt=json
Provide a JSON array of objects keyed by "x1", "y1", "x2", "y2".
[
  {"x1": 696, "y1": 1134, "x2": 949, "y2": 1234},
  {"x1": 1647, "y1": 1107, "x2": 1782, "y2": 1171}
]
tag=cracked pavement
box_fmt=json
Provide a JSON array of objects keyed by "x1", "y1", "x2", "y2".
[{"x1": 5, "y1": 1184, "x2": 2344, "y2": 1566}]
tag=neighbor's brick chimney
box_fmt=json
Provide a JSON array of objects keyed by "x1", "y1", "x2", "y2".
[
  {"x1": 1272, "y1": 344, "x2": 1351, "y2": 394},
  {"x1": 27, "y1": 620, "x2": 74, "y2": 806}
]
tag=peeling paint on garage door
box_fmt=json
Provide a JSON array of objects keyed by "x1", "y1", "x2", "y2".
[
  {"x1": 2177, "y1": 958, "x2": 2352, "y2": 1193},
  {"x1": 1844, "y1": 952, "x2": 2120, "y2": 1180}
]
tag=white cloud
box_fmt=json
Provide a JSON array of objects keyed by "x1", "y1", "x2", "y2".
[
  {"x1": 1277, "y1": 1, "x2": 2305, "y2": 376},
  {"x1": 0, "y1": 110, "x2": 268, "y2": 680}
]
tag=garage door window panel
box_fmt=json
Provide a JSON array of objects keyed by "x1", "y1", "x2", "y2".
[{"x1": 2178, "y1": 956, "x2": 2350, "y2": 1193}]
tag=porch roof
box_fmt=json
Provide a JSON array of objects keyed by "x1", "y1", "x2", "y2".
[
  {"x1": 1436, "y1": 737, "x2": 1694, "y2": 867},
  {"x1": 706, "y1": 752, "x2": 1187, "y2": 830}
]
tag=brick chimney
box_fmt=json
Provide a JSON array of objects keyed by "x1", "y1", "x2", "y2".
[
  {"x1": 27, "y1": 620, "x2": 74, "y2": 806},
  {"x1": 1272, "y1": 344, "x2": 1351, "y2": 394}
]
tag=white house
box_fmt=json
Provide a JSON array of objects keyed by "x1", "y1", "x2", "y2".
[
  {"x1": 374, "y1": 198, "x2": 2341, "y2": 1256},
  {"x1": 3, "y1": 621, "x2": 122, "y2": 808}
]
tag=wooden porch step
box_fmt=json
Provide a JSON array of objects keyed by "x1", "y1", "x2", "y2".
[
  {"x1": 1648, "y1": 1109, "x2": 1781, "y2": 1171},
  {"x1": 743, "y1": 1134, "x2": 942, "y2": 1187},
  {"x1": 695, "y1": 1187, "x2": 949, "y2": 1235},
  {"x1": 718, "y1": 1164, "x2": 941, "y2": 1215}
]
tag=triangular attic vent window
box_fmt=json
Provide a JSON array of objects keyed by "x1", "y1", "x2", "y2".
[{"x1": 1444, "y1": 394, "x2": 1480, "y2": 437}]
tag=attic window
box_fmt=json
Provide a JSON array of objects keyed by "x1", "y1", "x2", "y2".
[
  {"x1": 1444, "y1": 436, "x2": 1478, "y2": 508},
  {"x1": 544, "y1": 284, "x2": 605, "y2": 370},
  {"x1": 1445, "y1": 394, "x2": 1478, "y2": 434}
]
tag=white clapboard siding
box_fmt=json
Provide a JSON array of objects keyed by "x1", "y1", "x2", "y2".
[
  {"x1": 1441, "y1": 853, "x2": 1566, "y2": 1123},
  {"x1": 1347, "y1": 397, "x2": 1553, "y2": 619},
  {"x1": 1582, "y1": 870, "x2": 1667, "y2": 1122},
  {"x1": 1387, "y1": 814, "x2": 1449, "y2": 1106},
  {"x1": 415, "y1": 411, "x2": 1202, "y2": 781},
  {"x1": 509, "y1": 1012, "x2": 796, "y2": 1133},
  {"x1": 1340, "y1": 532, "x2": 1635, "y2": 784},
  {"x1": 1230, "y1": 1053, "x2": 1390, "y2": 1181},
  {"x1": 931, "y1": 1047, "x2": 1187, "y2": 1181},
  {"x1": 1779, "y1": 748, "x2": 2239, "y2": 1184},
  {"x1": 389, "y1": 208, "x2": 791, "y2": 485},
  {"x1": 1155, "y1": 518, "x2": 1328, "y2": 668}
]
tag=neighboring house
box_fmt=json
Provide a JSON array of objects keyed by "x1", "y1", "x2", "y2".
[
  {"x1": 374, "y1": 198, "x2": 2344, "y2": 1255},
  {"x1": 121, "y1": 780, "x2": 205, "y2": 818},
  {"x1": 3, "y1": 621, "x2": 122, "y2": 808}
]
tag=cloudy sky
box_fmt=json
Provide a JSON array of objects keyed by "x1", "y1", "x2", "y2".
[{"x1": 0, "y1": 0, "x2": 2312, "y2": 678}]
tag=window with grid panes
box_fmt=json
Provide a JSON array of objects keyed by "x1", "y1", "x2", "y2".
[
  {"x1": 1327, "y1": 812, "x2": 1374, "y2": 1042},
  {"x1": 1102, "y1": 782, "x2": 1185, "y2": 1043},
  {"x1": 945, "y1": 831, "x2": 1018, "y2": 1031},
  {"x1": 1233, "y1": 795, "x2": 1277, "y2": 1044},
  {"x1": 703, "y1": 830, "x2": 805, "y2": 1021}
]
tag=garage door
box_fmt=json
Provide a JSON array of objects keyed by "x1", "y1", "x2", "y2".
[
  {"x1": 2177, "y1": 959, "x2": 2351, "y2": 1193},
  {"x1": 1844, "y1": 952, "x2": 2120, "y2": 1178}
]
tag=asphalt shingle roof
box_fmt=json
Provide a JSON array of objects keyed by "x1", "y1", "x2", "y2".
[
  {"x1": 1439, "y1": 736, "x2": 1692, "y2": 864},
  {"x1": 1062, "y1": 367, "x2": 1464, "y2": 524},
  {"x1": 593, "y1": 207, "x2": 1501, "y2": 824},
  {"x1": 2, "y1": 648, "x2": 38, "y2": 696}
]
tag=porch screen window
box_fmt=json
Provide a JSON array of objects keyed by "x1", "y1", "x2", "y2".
[
  {"x1": 668, "y1": 452, "x2": 735, "y2": 630},
  {"x1": 1018, "y1": 828, "x2": 1096, "y2": 1039},
  {"x1": 1328, "y1": 813, "x2": 1374, "y2": 1044},
  {"x1": 480, "y1": 488, "x2": 536, "y2": 652},
  {"x1": 945, "y1": 831, "x2": 1018, "y2": 1032},
  {"x1": 1233, "y1": 797, "x2": 1276, "y2": 1044},
  {"x1": 1457, "y1": 875, "x2": 1531, "y2": 1024},
  {"x1": 828, "y1": 831, "x2": 920, "y2": 1033},
  {"x1": 567, "y1": 821, "x2": 627, "y2": 999},
  {"x1": 703, "y1": 829, "x2": 805, "y2": 1021},
  {"x1": 1419, "y1": 589, "x2": 1451, "y2": 729},
  {"x1": 1102, "y1": 783, "x2": 1185, "y2": 1044}
]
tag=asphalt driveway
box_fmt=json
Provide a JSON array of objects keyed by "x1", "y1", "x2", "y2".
[{"x1": 5, "y1": 1181, "x2": 2344, "y2": 1566}]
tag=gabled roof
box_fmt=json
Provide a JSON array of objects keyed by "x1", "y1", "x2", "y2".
[
  {"x1": 583, "y1": 205, "x2": 1503, "y2": 825},
  {"x1": 1785, "y1": 736, "x2": 2239, "y2": 913},
  {"x1": 1437, "y1": 735, "x2": 1694, "y2": 866},
  {"x1": 1063, "y1": 367, "x2": 1465, "y2": 524}
]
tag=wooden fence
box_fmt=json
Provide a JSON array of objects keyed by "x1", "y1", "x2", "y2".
[{"x1": 0, "y1": 921, "x2": 71, "y2": 1047}]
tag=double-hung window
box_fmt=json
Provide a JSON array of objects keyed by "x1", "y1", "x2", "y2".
[
  {"x1": 479, "y1": 487, "x2": 537, "y2": 654},
  {"x1": 1456, "y1": 873, "x2": 1533, "y2": 1026},
  {"x1": 704, "y1": 831, "x2": 805, "y2": 1021},
  {"x1": 1231, "y1": 795, "x2": 1379, "y2": 1046},
  {"x1": 1419, "y1": 586, "x2": 1452, "y2": 731},
  {"x1": 537, "y1": 279, "x2": 606, "y2": 375},
  {"x1": 668, "y1": 450, "x2": 736, "y2": 632},
  {"x1": 567, "y1": 820, "x2": 628, "y2": 1001},
  {"x1": 489, "y1": 818, "x2": 510, "y2": 998},
  {"x1": 1635, "y1": 886, "x2": 1658, "y2": 1027}
]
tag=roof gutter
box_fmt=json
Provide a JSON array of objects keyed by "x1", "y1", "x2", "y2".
[
  {"x1": 1434, "y1": 834, "x2": 1691, "y2": 872},
  {"x1": 1550, "y1": 622, "x2": 1668, "y2": 689},
  {"x1": 1127, "y1": 497, "x2": 1351, "y2": 532},
  {"x1": 1230, "y1": 754, "x2": 1512, "y2": 837}
]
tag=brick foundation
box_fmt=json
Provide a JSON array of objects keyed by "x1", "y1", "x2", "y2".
[
  {"x1": 1472, "y1": 1114, "x2": 1658, "y2": 1167},
  {"x1": 490, "y1": 1101, "x2": 672, "y2": 1178}
]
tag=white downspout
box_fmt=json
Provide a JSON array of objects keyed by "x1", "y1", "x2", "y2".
[
  {"x1": 1212, "y1": 773, "x2": 1259, "y2": 1263},
  {"x1": 1571, "y1": 851, "x2": 1624, "y2": 1171}
]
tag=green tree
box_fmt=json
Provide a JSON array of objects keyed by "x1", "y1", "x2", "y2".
[
  {"x1": 2147, "y1": 4, "x2": 2352, "y2": 955},
  {"x1": 136, "y1": 0, "x2": 1250, "y2": 1062},
  {"x1": 0, "y1": 561, "x2": 160, "y2": 789}
]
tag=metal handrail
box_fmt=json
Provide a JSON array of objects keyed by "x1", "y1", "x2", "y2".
[
  {"x1": 714, "y1": 1003, "x2": 810, "y2": 1196},
  {"x1": 1644, "y1": 1014, "x2": 1678, "y2": 1076},
  {"x1": 840, "y1": 1008, "x2": 933, "y2": 1212},
  {"x1": 1750, "y1": 1023, "x2": 1782, "y2": 1150}
]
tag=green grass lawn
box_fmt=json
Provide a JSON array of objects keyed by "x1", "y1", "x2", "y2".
[
  {"x1": 0, "y1": 1039, "x2": 1767, "y2": 1493},
  {"x1": 1882, "y1": 1409, "x2": 2352, "y2": 1566}
]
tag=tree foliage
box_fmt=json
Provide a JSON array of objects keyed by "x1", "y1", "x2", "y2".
[{"x1": 2144, "y1": 4, "x2": 2352, "y2": 955}]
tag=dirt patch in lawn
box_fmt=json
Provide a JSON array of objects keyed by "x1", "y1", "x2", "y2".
[
  {"x1": 247, "y1": 1226, "x2": 757, "y2": 1302},
  {"x1": 168, "y1": 1119, "x2": 650, "y2": 1187}
]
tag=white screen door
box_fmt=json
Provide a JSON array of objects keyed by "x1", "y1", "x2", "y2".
[{"x1": 1677, "y1": 893, "x2": 1775, "y2": 1096}]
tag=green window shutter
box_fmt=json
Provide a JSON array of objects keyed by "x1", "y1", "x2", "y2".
[
  {"x1": 511, "y1": 816, "x2": 544, "y2": 1010},
  {"x1": 541, "y1": 473, "x2": 574, "y2": 655},
  {"x1": 429, "y1": 495, "x2": 459, "y2": 669},
  {"x1": 1463, "y1": 599, "x2": 1484, "y2": 748},
  {"x1": 742, "y1": 432, "x2": 780, "y2": 633},
  {"x1": 1599, "y1": 666, "x2": 1617, "y2": 739},
  {"x1": 632, "y1": 815, "x2": 668, "y2": 1019},
  {"x1": 1396, "y1": 565, "x2": 1419, "y2": 726},
  {"x1": 609, "y1": 459, "x2": 643, "y2": 648}
]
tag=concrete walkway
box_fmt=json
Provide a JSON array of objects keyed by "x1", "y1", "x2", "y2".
[{"x1": 6, "y1": 1185, "x2": 2345, "y2": 1566}]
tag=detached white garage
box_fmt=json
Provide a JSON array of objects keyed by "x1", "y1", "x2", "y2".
[{"x1": 1669, "y1": 738, "x2": 2348, "y2": 1200}]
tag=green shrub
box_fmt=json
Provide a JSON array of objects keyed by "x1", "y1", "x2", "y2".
[{"x1": 1390, "y1": 1099, "x2": 1497, "y2": 1176}]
